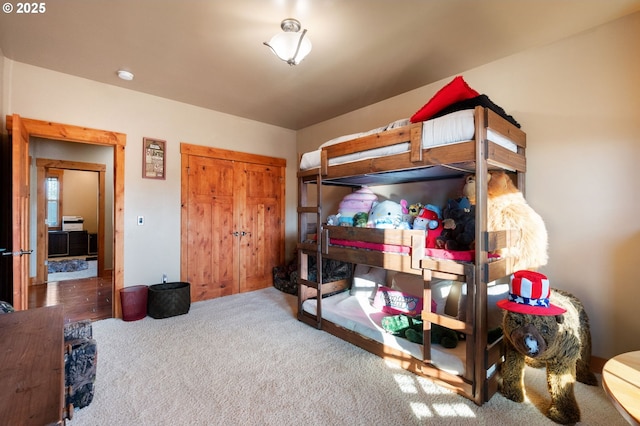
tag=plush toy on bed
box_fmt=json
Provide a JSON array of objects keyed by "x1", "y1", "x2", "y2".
[
  {"x1": 436, "y1": 197, "x2": 476, "y2": 251},
  {"x1": 353, "y1": 212, "x2": 368, "y2": 227},
  {"x1": 464, "y1": 171, "x2": 548, "y2": 270},
  {"x1": 367, "y1": 200, "x2": 411, "y2": 229},
  {"x1": 412, "y1": 205, "x2": 443, "y2": 248},
  {"x1": 408, "y1": 202, "x2": 424, "y2": 218},
  {"x1": 337, "y1": 186, "x2": 378, "y2": 226},
  {"x1": 381, "y1": 314, "x2": 458, "y2": 349},
  {"x1": 498, "y1": 271, "x2": 597, "y2": 425}
]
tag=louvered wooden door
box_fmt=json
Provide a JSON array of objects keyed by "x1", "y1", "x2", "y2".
[{"x1": 181, "y1": 144, "x2": 285, "y2": 302}]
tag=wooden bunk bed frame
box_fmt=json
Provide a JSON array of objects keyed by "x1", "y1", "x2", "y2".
[{"x1": 296, "y1": 106, "x2": 527, "y2": 405}]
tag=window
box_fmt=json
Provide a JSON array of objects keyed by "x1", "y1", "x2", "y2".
[{"x1": 46, "y1": 169, "x2": 63, "y2": 229}]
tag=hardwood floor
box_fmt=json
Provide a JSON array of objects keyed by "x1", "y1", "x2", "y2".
[{"x1": 28, "y1": 273, "x2": 113, "y2": 324}]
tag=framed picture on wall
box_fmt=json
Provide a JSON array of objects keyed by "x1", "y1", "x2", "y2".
[{"x1": 143, "y1": 138, "x2": 166, "y2": 180}]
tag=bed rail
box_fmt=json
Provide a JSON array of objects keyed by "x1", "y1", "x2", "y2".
[{"x1": 300, "y1": 107, "x2": 526, "y2": 184}]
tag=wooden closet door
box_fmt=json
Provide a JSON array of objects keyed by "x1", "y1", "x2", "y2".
[
  {"x1": 185, "y1": 155, "x2": 239, "y2": 301},
  {"x1": 238, "y1": 162, "x2": 284, "y2": 293},
  {"x1": 181, "y1": 144, "x2": 285, "y2": 301}
]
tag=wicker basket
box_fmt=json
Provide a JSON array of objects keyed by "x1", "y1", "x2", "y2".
[{"x1": 147, "y1": 282, "x2": 191, "y2": 319}]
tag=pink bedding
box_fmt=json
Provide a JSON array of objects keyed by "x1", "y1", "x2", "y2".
[{"x1": 329, "y1": 238, "x2": 497, "y2": 262}]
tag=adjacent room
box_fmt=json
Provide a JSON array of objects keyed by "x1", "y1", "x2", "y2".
[{"x1": 0, "y1": 1, "x2": 638, "y2": 425}]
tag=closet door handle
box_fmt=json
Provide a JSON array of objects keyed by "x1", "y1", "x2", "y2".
[{"x1": 232, "y1": 231, "x2": 240, "y2": 237}]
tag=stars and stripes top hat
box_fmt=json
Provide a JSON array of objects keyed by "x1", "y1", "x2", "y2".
[{"x1": 497, "y1": 270, "x2": 566, "y2": 316}]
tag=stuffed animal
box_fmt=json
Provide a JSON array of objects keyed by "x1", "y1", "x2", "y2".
[
  {"x1": 498, "y1": 271, "x2": 597, "y2": 425},
  {"x1": 462, "y1": 174, "x2": 477, "y2": 204},
  {"x1": 465, "y1": 171, "x2": 548, "y2": 270},
  {"x1": 381, "y1": 314, "x2": 458, "y2": 349},
  {"x1": 436, "y1": 197, "x2": 476, "y2": 251},
  {"x1": 412, "y1": 206, "x2": 443, "y2": 248},
  {"x1": 337, "y1": 186, "x2": 378, "y2": 226},
  {"x1": 353, "y1": 212, "x2": 368, "y2": 227},
  {"x1": 367, "y1": 200, "x2": 410, "y2": 229},
  {"x1": 408, "y1": 203, "x2": 423, "y2": 218}
]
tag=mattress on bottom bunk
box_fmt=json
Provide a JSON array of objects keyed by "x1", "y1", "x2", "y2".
[
  {"x1": 299, "y1": 109, "x2": 517, "y2": 171},
  {"x1": 301, "y1": 290, "x2": 467, "y2": 376}
]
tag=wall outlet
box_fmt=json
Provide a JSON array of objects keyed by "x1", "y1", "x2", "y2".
[
  {"x1": 137, "y1": 215, "x2": 144, "y2": 226},
  {"x1": 162, "y1": 273, "x2": 167, "y2": 283}
]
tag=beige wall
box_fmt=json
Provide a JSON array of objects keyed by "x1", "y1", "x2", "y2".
[
  {"x1": 62, "y1": 170, "x2": 99, "y2": 233},
  {"x1": 297, "y1": 12, "x2": 640, "y2": 359},
  {"x1": 2, "y1": 60, "x2": 298, "y2": 288},
  {"x1": 3, "y1": 13, "x2": 638, "y2": 359}
]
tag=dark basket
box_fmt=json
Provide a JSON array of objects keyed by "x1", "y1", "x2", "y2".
[{"x1": 147, "y1": 282, "x2": 191, "y2": 319}]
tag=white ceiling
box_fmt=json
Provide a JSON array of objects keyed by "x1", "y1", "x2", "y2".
[{"x1": 1, "y1": 0, "x2": 639, "y2": 130}]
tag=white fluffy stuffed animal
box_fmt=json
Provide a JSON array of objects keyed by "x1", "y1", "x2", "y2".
[{"x1": 465, "y1": 171, "x2": 548, "y2": 270}]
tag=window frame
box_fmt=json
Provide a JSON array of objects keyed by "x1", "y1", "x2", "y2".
[{"x1": 45, "y1": 169, "x2": 64, "y2": 230}]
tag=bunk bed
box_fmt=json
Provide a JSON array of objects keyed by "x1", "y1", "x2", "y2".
[{"x1": 296, "y1": 88, "x2": 527, "y2": 405}]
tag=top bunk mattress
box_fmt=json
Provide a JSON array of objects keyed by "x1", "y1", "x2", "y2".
[{"x1": 299, "y1": 109, "x2": 518, "y2": 171}]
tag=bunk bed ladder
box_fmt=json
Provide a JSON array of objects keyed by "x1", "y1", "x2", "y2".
[{"x1": 296, "y1": 167, "x2": 324, "y2": 329}]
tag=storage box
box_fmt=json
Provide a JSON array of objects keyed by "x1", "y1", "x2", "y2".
[
  {"x1": 62, "y1": 216, "x2": 84, "y2": 231},
  {"x1": 147, "y1": 282, "x2": 191, "y2": 319}
]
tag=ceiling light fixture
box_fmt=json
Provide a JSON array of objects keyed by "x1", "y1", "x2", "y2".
[
  {"x1": 117, "y1": 70, "x2": 134, "y2": 81},
  {"x1": 263, "y1": 18, "x2": 312, "y2": 66}
]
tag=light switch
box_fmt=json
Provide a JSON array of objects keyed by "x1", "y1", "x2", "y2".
[{"x1": 137, "y1": 216, "x2": 144, "y2": 226}]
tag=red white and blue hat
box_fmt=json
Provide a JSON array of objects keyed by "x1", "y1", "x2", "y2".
[{"x1": 497, "y1": 270, "x2": 566, "y2": 316}]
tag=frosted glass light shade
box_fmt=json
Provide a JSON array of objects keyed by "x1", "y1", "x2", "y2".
[
  {"x1": 266, "y1": 32, "x2": 312, "y2": 65},
  {"x1": 264, "y1": 19, "x2": 312, "y2": 65}
]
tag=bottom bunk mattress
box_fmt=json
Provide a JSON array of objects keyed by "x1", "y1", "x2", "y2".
[{"x1": 301, "y1": 291, "x2": 466, "y2": 376}]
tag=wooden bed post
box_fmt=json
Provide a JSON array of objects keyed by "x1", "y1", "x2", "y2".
[{"x1": 473, "y1": 106, "x2": 490, "y2": 404}]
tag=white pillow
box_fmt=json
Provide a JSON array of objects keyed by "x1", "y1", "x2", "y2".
[{"x1": 350, "y1": 265, "x2": 386, "y2": 301}]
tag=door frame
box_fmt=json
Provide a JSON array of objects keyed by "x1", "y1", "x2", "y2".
[
  {"x1": 7, "y1": 115, "x2": 126, "y2": 318},
  {"x1": 35, "y1": 159, "x2": 107, "y2": 284}
]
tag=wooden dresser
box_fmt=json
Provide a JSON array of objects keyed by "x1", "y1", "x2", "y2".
[{"x1": 0, "y1": 305, "x2": 65, "y2": 425}]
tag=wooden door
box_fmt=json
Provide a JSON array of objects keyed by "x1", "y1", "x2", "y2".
[
  {"x1": 239, "y1": 162, "x2": 284, "y2": 293},
  {"x1": 181, "y1": 144, "x2": 285, "y2": 301},
  {"x1": 184, "y1": 155, "x2": 238, "y2": 301},
  {"x1": 8, "y1": 115, "x2": 32, "y2": 310}
]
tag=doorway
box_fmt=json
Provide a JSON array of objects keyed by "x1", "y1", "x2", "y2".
[
  {"x1": 35, "y1": 158, "x2": 107, "y2": 285},
  {"x1": 5, "y1": 115, "x2": 126, "y2": 317}
]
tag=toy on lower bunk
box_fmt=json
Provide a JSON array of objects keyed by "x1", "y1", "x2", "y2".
[
  {"x1": 374, "y1": 280, "x2": 459, "y2": 349},
  {"x1": 436, "y1": 196, "x2": 476, "y2": 251},
  {"x1": 337, "y1": 186, "x2": 378, "y2": 226},
  {"x1": 497, "y1": 271, "x2": 597, "y2": 425},
  {"x1": 367, "y1": 199, "x2": 411, "y2": 229},
  {"x1": 464, "y1": 171, "x2": 548, "y2": 270},
  {"x1": 381, "y1": 314, "x2": 459, "y2": 349},
  {"x1": 412, "y1": 204, "x2": 443, "y2": 247}
]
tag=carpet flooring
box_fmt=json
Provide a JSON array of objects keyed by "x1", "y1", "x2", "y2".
[{"x1": 68, "y1": 287, "x2": 627, "y2": 425}]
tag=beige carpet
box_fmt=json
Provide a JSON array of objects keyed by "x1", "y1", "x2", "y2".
[{"x1": 68, "y1": 287, "x2": 625, "y2": 426}]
